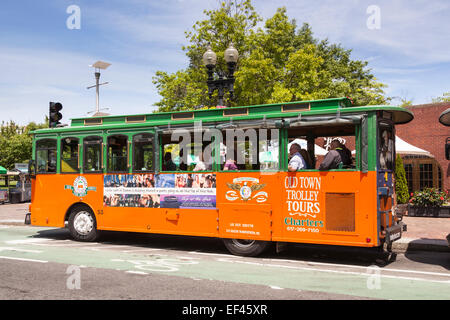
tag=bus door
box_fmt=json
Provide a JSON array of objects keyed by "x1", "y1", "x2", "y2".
[
  {"x1": 218, "y1": 173, "x2": 276, "y2": 241},
  {"x1": 101, "y1": 130, "x2": 154, "y2": 232},
  {"x1": 377, "y1": 114, "x2": 401, "y2": 245},
  {"x1": 216, "y1": 128, "x2": 280, "y2": 241}
]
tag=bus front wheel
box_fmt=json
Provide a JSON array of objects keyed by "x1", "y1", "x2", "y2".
[
  {"x1": 222, "y1": 239, "x2": 271, "y2": 257},
  {"x1": 68, "y1": 205, "x2": 99, "y2": 242}
]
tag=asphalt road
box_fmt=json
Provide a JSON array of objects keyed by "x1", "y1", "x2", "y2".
[{"x1": 0, "y1": 225, "x2": 449, "y2": 301}]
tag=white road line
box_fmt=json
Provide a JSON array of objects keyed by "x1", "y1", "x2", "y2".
[
  {"x1": 88, "y1": 245, "x2": 123, "y2": 251},
  {"x1": 121, "y1": 248, "x2": 162, "y2": 253},
  {"x1": 189, "y1": 251, "x2": 239, "y2": 258},
  {"x1": 0, "y1": 247, "x2": 42, "y2": 253},
  {"x1": 263, "y1": 258, "x2": 450, "y2": 278},
  {"x1": 126, "y1": 271, "x2": 148, "y2": 275},
  {"x1": 218, "y1": 258, "x2": 450, "y2": 284},
  {"x1": 0, "y1": 256, "x2": 48, "y2": 263},
  {"x1": 6, "y1": 238, "x2": 50, "y2": 245}
]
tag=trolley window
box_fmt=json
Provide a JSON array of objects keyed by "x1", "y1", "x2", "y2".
[
  {"x1": 36, "y1": 139, "x2": 57, "y2": 174},
  {"x1": 133, "y1": 133, "x2": 154, "y2": 172},
  {"x1": 107, "y1": 135, "x2": 128, "y2": 173},
  {"x1": 84, "y1": 136, "x2": 103, "y2": 173},
  {"x1": 61, "y1": 137, "x2": 80, "y2": 173}
]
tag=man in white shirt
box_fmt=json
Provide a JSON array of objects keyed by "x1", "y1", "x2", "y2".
[
  {"x1": 193, "y1": 152, "x2": 207, "y2": 171},
  {"x1": 288, "y1": 143, "x2": 307, "y2": 172}
]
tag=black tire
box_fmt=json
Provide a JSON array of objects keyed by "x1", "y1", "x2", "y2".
[
  {"x1": 68, "y1": 205, "x2": 99, "y2": 242},
  {"x1": 222, "y1": 239, "x2": 271, "y2": 257}
]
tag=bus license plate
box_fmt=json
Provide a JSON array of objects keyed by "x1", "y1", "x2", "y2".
[{"x1": 390, "y1": 231, "x2": 401, "y2": 242}]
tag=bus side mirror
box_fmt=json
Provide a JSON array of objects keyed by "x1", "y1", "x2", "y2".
[
  {"x1": 28, "y1": 160, "x2": 36, "y2": 178},
  {"x1": 446, "y1": 137, "x2": 450, "y2": 161}
]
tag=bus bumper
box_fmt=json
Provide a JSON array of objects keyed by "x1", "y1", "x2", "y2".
[{"x1": 385, "y1": 222, "x2": 406, "y2": 246}]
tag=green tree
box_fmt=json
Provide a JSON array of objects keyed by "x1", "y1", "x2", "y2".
[
  {"x1": 153, "y1": 0, "x2": 389, "y2": 111},
  {"x1": 0, "y1": 120, "x2": 47, "y2": 169},
  {"x1": 398, "y1": 98, "x2": 413, "y2": 107},
  {"x1": 432, "y1": 92, "x2": 450, "y2": 103},
  {"x1": 395, "y1": 155, "x2": 409, "y2": 204}
]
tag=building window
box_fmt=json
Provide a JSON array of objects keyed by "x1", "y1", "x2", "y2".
[
  {"x1": 438, "y1": 165, "x2": 442, "y2": 191},
  {"x1": 404, "y1": 164, "x2": 413, "y2": 195},
  {"x1": 402, "y1": 156, "x2": 443, "y2": 193},
  {"x1": 419, "y1": 163, "x2": 433, "y2": 190}
]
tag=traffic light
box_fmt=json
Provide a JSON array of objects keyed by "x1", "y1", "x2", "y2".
[{"x1": 49, "y1": 102, "x2": 63, "y2": 128}]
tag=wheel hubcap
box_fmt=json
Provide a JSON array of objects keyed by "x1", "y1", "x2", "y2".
[
  {"x1": 231, "y1": 239, "x2": 256, "y2": 248},
  {"x1": 73, "y1": 211, "x2": 94, "y2": 235}
]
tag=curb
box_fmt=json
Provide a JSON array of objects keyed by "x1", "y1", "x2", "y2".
[{"x1": 393, "y1": 238, "x2": 450, "y2": 253}]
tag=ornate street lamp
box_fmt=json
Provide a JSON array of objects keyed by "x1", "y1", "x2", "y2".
[{"x1": 202, "y1": 43, "x2": 239, "y2": 107}]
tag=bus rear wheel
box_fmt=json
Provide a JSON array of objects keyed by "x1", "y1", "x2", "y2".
[
  {"x1": 222, "y1": 239, "x2": 271, "y2": 257},
  {"x1": 68, "y1": 205, "x2": 99, "y2": 242}
]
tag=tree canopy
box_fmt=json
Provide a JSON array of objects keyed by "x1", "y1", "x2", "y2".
[
  {"x1": 153, "y1": 0, "x2": 389, "y2": 111},
  {"x1": 0, "y1": 120, "x2": 47, "y2": 169},
  {"x1": 432, "y1": 92, "x2": 450, "y2": 103}
]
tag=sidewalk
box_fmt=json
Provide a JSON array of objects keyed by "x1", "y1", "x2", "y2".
[
  {"x1": 0, "y1": 203, "x2": 448, "y2": 252},
  {"x1": 393, "y1": 216, "x2": 450, "y2": 252}
]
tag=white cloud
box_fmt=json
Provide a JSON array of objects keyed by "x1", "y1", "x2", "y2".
[
  {"x1": 0, "y1": 46, "x2": 160, "y2": 125},
  {"x1": 250, "y1": 0, "x2": 450, "y2": 104},
  {"x1": 2, "y1": 0, "x2": 450, "y2": 126}
]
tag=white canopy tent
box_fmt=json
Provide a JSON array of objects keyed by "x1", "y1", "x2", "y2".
[
  {"x1": 395, "y1": 136, "x2": 431, "y2": 156},
  {"x1": 351, "y1": 136, "x2": 431, "y2": 157}
]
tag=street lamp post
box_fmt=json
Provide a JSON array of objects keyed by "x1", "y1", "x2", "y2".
[
  {"x1": 87, "y1": 61, "x2": 111, "y2": 116},
  {"x1": 202, "y1": 43, "x2": 239, "y2": 107}
]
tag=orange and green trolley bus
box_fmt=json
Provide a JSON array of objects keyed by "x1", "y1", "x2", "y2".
[{"x1": 27, "y1": 97, "x2": 413, "y2": 256}]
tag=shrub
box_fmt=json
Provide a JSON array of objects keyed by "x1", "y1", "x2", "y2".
[
  {"x1": 410, "y1": 188, "x2": 448, "y2": 207},
  {"x1": 395, "y1": 155, "x2": 409, "y2": 204}
]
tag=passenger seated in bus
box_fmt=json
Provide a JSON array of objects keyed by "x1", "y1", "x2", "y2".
[
  {"x1": 299, "y1": 149, "x2": 313, "y2": 169},
  {"x1": 163, "y1": 152, "x2": 177, "y2": 171},
  {"x1": 337, "y1": 141, "x2": 353, "y2": 167},
  {"x1": 288, "y1": 143, "x2": 307, "y2": 172},
  {"x1": 193, "y1": 152, "x2": 207, "y2": 171},
  {"x1": 319, "y1": 140, "x2": 349, "y2": 170},
  {"x1": 223, "y1": 159, "x2": 238, "y2": 171},
  {"x1": 178, "y1": 149, "x2": 188, "y2": 171}
]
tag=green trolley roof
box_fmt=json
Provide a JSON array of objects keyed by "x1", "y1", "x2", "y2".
[{"x1": 31, "y1": 97, "x2": 414, "y2": 135}]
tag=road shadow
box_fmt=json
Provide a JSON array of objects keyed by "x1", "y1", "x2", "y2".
[
  {"x1": 33, "y1": 227, "x2": 226, "y2": 253},
  {"x1": 31, "y1": 227, "x2": 394, "y2": 268},
  {"x1": 273, "y1": 242, "x2": 394, "y2": 267},
  {"x1": 404, "y1": 239, "x2": 450, "y2": 270}
]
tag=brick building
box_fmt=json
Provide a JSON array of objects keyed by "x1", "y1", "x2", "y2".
[{"x1": 396, "y1": 102, "x2": 450, "y2": 193}]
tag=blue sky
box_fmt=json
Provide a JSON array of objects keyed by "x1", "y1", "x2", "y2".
[{"x1": 1, "y1": 0, "x2": 450, "y2": 125}]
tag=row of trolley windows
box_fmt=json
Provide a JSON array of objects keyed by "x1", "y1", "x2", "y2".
[
  {"x1": 36, "y1": 133, "x2": 282, "y2": 174},
  {"x1": 36, "y1": 134, "x2": 154, "y2": 174},
  {"x1": 35, "y1": 127, "x2": 360, "y2": 174},
  {"x1": 161, "y1": 130, "x2": 280, "y2": 172}
]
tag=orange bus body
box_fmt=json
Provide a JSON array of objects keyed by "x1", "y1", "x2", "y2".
[{"x1": 30, "y1": 170, "x2": 382, "y2": 248}]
